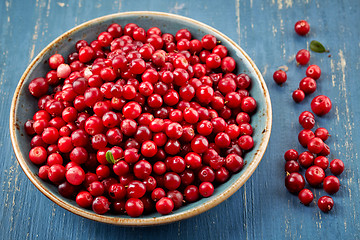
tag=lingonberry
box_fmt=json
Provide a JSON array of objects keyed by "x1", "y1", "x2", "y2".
[
  {"x1": 298, "y1": 151, "x2": 315, "y2": 168},
  {"x1": 300, "y1": 116, "x2": 315, "y2": 129},
  {"x1": 184, "y1": 185, "x2": 200, "y2": 202},
  {"x1": 48, "y1": 164, "x2": 66, "y2": 183},
  {"x1": 241, "y1": 97, "x2": 257, "y2": 113},
  {"x1": 294, "y1": 20, "x2": 310, "y2": 36},
  {"x1": 127, "y1": 180, "x2": 146, "y2": 199},
  {"x1": 29, "y1": 77, "x2": 49, "y2": 98},
  {"x1": 314, "y1": 156, "x2": 329, "y2": 170},
  {"x1": 225, "y1": 154, "x2": 244, "y2": 172},
  {"x1": 29, "y1": 146, "x2": 47, "y2": 165},
  {"x1": 311, "y1": 95, "x2": 332, "y2": 116},
  {"x1": 133, "y1": 160, "x2": 152, "y2": 179},
  {"x1": 319, "y1": 143, "x2": 330, "y2": 156},
  {"x1": 76, "y1": 191, "x2": 93, "y2": 208},
  {"x1": 299, "y1": 77, "x2": 316, "y2": 94},
  {"x1": 92, "y1": 196, "x2": 110, "y2": 215},
  {"x1": 296, "y1": 49, "x2": 310, "y2": 65},
  {"x1": 66, "y1": 166, "x2": 85, "y2": 185},
  {"x1": 307, "y1": 137, "x2": 324, "y2": 154},
  {"x1": 285, "y1": 172, "x2": 305, "y2": 194},
  {"x1": 238, "y1": 135, "x2": 254, "y2": 151},
  {"x1": 305, "y1": 166, "x2": 325, "y2": 186},
  {"x1": 141, "y1": 140, "x2": 158, "y2": 157},
  {"x1": 298, "y1": 129, "x2": 315, "y2": 147},
  {"x1": 318, "y1": 196, "x2": 334, "y2": 213},
  {"x1": 292, "y1": 89, "x2": 305, "y2": 103},
  {"x1": 306, "y1": 65, "x2": 321, "y2": 80},
  {"x1": 199, "y1": 182, "x2": 214, "y2": 198},
  {"x1": 330, "y1": 159, "x2": 344, "y2": 176},
  {"x1": 323, "y1": 176, "x2": 340, "y2": 195},
  {"x1": 273, "y1": 70, "x2": 287, "y2": 85},
  {"x1": 125, "y1": 198, "x2": 144, "y2": 217},
  {"x1": 285, "y1": 160, "x2": 300, "y2": 173},
  {"x1": 284, "y1": 149, "x2": 299, "y2": 161},
  {"x1": 156, "y1": 197, "x2": 174, "y2": 215},
  {"x1": 298, "y1": 189, "x2": 313, "y2": 205},
  {"x1": 191, "y1": 135, "x2": 209, "y2": 154},
  {"x1": 314, "y1": 127, "x2": 329, "y2": 141},
  {"x1": 151, "y1": 188, "x2": 166, "y2": 202}
]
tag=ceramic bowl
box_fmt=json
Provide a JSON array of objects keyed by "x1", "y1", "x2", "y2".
[{"x1": 10, "y1": 11, "x2": 272, "y2": 226}]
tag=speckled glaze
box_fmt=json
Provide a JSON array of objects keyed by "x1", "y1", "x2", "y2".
[{"x1": 10, "y1": 11, "x2": 272, "y2": 226}]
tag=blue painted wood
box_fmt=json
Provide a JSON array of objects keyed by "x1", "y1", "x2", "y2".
[{"x1": 1, "y1": 0, "x2": 359, "y2": 239}]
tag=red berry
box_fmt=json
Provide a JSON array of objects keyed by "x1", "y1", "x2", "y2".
[
  {"x1": 298, "y1": 151, "x2": 314, "y2": 168},
  {"x1": 284, "y1": 149, "x2": 298, "y2": 161},
  {"x1": 305, "y1": 166, "x2": 325, "y2": 186},
  {"x1": 156, "y1": 197, "x2": 174, "y2": 215},
  {"x1": 292, "y1": 90, "x2": 305, "y2": 103},
  {"x1": 273, "y1": 70, "x2": 287, "y2": 84},
  {"x1": 306, "y1": 65, "x2": 321, "y2": 80},
  {"x1": 296, "y1": 49, "x2": 310, "y2": 65},
  {"x1": 323, "y1": 176, "x2": 340, "y2": 195},
  {"x1": 330, "y1": 159, "x2": 344, "y2": 175},
  {"x1": 311, "y1": 95, "x2": 332, "y2": 116},
  {"x1": 285, "y1": 172, "x2": 305, "y2": 194},
  {"x1": 318, "y1": 196, "x2": 334, "y2": 213},
  {"x1": 294, "y1": 20, "x2": 310, "y2": 36},
  {"x1": 298, "y1": 189, "x2": 313, "y2": 205}
]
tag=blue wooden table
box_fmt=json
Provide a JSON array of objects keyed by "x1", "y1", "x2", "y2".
[{"x1": 1, "y1": 0, "x2": 359, "y2": 239}]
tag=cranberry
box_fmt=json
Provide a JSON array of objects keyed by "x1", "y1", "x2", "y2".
[
  {"x1": 323, "y1": 176, "x2": 340, "y2": 195},
  {"x1": 167, "y1": 190, "x2": 183, "y2": 209},
  {"x1": 294, "y1": 20, "x2": 310, "y2": 36},
  {"x1": 307, "y1": 137, "x2": 324, "y2": 154},
  {"x1": 300, "y1": 116, "x2": 315, "y2": 129},
  {"x1": 311, "y1": 95, "x2": 332, "y2": 116},
  {"x1": 238, "y1": 135, "x2": 254, "y2": 151},
  {"x1": 92, "y1": 196, "x2": 110, "y2": 214},
  {"x1": 164, "y1": 172, "x2": 181, "y2": 190},
  {"x1": 284, "y1": 149, "x2": 298, "y2": 161},
  {"x1": 296, "y1": 49, "x2": 310, "y2": 65},
  {"x1": 241, "y1": 97, "x2": 257, "y2": 113},
  {"x1": 314, "y1": 156, "x2": 329, "y2": 170},
  {"x1": 127, "y1": 180, "x2": 146, "y2": 199},
  {"x1": 29, "y1": 77, "x2": 49, "y2": 98},
  {"x1": 314, "y1": 127, "x2": 329, "y2": 141},
  {"x1": 156, "y1": 197, "x2": 174, "y2": 215},
  {"x1": 125, "y1": 198, "x2": 144, "y2": 217},
  {"x1": 285, "y1": 160, "x2": 300, "y2": 173},
  {"x1": 76, "y1": 191, "x2": 93, "y2": 208},
  {"x1": 184, "y1": 185, "x2": 200, "y2": 202},
  {"x1": 29, "y1": 146, "x2": 47, "y2": 165},
  {"x1": 225, "y1": 154, "x2": 244, "y2": 172},
  {"x1": 273, "y1": 70, "x2": 287, "y2": 84},
  {"x1": 318, "y1": 196, "x2": 334, "y2": 213},
  {"x1": 305, "y1": 166, "x2": 325, "y2": 186},
  {"x1": 330, "y1": 159, "x2": 344, "y2": 175},
  {"x1": 298, "y1": 129, "x2": 315, "y2": 147},
  {"x1": 298, "y1": 189, "x2": 313, "y2": 205},
  {"x1": 298, "y1": 151, "x2": 314, "y2": 168},
  {"x1": 199, "y1": 182, "x2": 214, "y2": 197},
  {"x1": 292, "y1": 90, "x2": 305, "y2": 103},
  {"x1": 285, "y1": 172, "x2": 305, "y2": 194},
  {"x1": 306, "y1": 65, "x2": 321, "y2": 80},
  {"x1": 299, "y1": 77, "x2": 316, "y2": 94}
]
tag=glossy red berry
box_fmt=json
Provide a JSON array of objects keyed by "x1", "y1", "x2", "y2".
[
  {"x1": 285, "y1": 172, "x2": 305, "y2": 194},
  {"x1": 298, "y1": 189, "x2": 313, "y2": 205},
  {"x1": 296, "y1": 49, "x2": 310, "y2": 65},
  {"x1": 273, "y1": 70, "x2": 287, "y2": 84},
  {"x1": 294, "y1": 20, "x2": 310, "y2": 36},
  {"x1": 284, "y1": 149, "x2": 298, "y2": 161},
  {"x1": 311, "y1": 95, "x2": 332, "y2": 116},
  {"x1": 318, "y1": 196, "x2": 334, "y2": 213},
  {"x1": 330, "y1": 159, "x2": 344, "y2": 175},
  {"x1": 306, "y1": 65, "x2": 321, "y2": 80},
  {"x1": 292, "y1": 89, "x2": 305, "y2": 103},
  {"x1": 323, "y1": 176, "x2": 340, "y2": 195},
  {"x1": 156, "y1": 197, "x2": 174, "y2": 215},
  {"x1": 305, "y1": 166, "x2": 325, "y2": 186}
]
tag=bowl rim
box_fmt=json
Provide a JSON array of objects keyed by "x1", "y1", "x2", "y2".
[{"x1": 9, "y1": 11, "x2": 272, "y2": 226}]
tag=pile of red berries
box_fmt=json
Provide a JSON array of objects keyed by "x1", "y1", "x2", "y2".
[
  {"x1": 278, "y1": 20, "x2": 344, "y2": 213},
  {"x1": 285, "y1": 111, "x2": 344, "y2": 212},
  {"x1": 25, "y1": 23, "x2": 257, "y2": 217}
]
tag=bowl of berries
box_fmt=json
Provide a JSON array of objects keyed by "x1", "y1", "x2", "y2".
[{"x1": 10, "y1": 11, "x2": 272, "y2": 225}]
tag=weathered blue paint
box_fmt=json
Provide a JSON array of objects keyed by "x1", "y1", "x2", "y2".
[{"x1": 1, "y1": 0, "x2": 359, "y2": 239}]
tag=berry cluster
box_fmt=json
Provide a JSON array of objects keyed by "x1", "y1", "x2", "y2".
[
  {"x1": 273, "y1": 20, "x2": 343, "y2": 213},
  {"x1": 285, "y1": 111, "x2": 344, "y2": 212},
  {"x1": 25, "y1": 23, "x2": 257, "y2": 217}
]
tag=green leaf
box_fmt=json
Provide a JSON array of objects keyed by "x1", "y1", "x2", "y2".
[
  {"x1": 310, "y1": 40, "x2": 329, "y2": 53},
  {"x1": 106, "y1": 151, "x2": 115, "y2": 164}
]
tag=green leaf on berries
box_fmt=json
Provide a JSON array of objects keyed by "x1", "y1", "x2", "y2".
[
  {"x1": 106, "y1": 151, "x2": 115, "y2": 164},
  {"x1": 310, "y1": 40, "x2": 329, "y2": 53}
]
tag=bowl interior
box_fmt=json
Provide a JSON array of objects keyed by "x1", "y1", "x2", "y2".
[{"x1": 11, "y1": 12, "x2": 271, "y2": 225}]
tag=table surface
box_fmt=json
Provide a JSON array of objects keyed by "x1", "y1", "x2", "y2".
[{"x1": 1, "y1": 0, "x2": 359, "y2": 239}]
